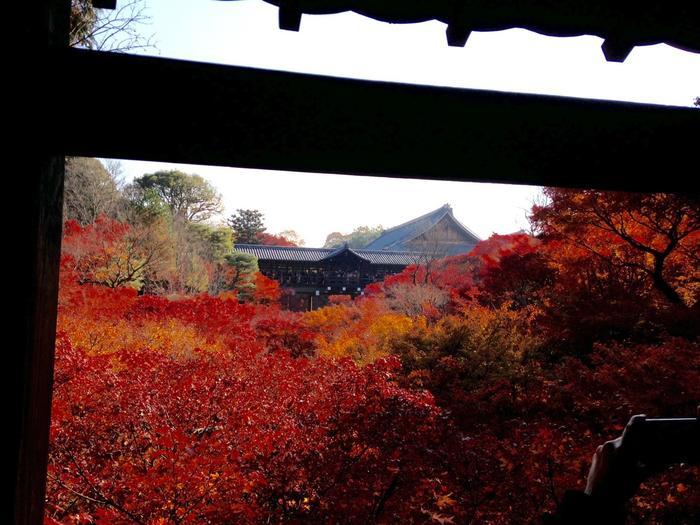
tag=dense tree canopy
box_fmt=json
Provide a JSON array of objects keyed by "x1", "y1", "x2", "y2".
[
  {"x1": 227, "y1": 209, "x2": 267, "y2": 244},
  {"x1": 132, "y1": 171, "x2": 223, "y2": 223},
  {"x1": 222, "y1": 251, "x2": 259, "y2": 300}
]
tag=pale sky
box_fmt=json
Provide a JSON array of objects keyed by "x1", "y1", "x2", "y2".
[{"x1": 109, "y1": 0, "x2": 700, "y2": 247}]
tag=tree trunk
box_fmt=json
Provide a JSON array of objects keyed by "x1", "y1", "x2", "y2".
[{"x1": 651, "y1": 255, "x2": 684, "y2": 306}]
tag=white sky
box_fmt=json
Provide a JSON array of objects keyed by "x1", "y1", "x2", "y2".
[{"x1": 110, "y1": 0, "x2": 700, "y2": 246}]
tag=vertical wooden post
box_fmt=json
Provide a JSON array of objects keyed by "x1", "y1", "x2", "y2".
[
  {"x1": 13, "y1": 1, "x2": 68, "y2": 523},
  {"x1": 13, "y1": 157, "x2": 65, "y2": 525}
]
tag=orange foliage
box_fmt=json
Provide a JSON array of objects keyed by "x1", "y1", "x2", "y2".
[
  {"x1": 532, "y1": 189, "x2": 699, "y2": 308},
  {"x1": 303, "y1": 298, "x2": 417, "y2": 365},
  {"x1": 251, "y1": 272, "x2": 281, "y2": 304}
]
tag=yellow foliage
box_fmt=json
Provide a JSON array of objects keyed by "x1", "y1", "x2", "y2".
[
  {"x1": 303, "y1": 294, "x2": 541, "y2": 375},
  {"x1": 303, "y1": 299, "x2": 416, "y2": 365},
  {"x1": 60, "y1": 314, "x2": 224, "y2": 357}
]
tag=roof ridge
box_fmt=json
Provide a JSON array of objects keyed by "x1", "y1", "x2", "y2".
[
  {"x1": 355, "y1": 248, "x2": 423, "y2": 255},
  {"x1": 378, "y1": 204, "x2": 451, "y2": 235},
  {"x1": 403, "y1": 206, "x2": 480, "y2": 244},
  {"x1": 321, "y1": 244, "x2": 372, "y2": 262},
  {"x1": 234, "y1": 244, "x2": 331, "y2": 251},
  {"x1": 236, "y1": 244, "x2": 443, "y2": 254},
  {"x1": 323, "y1": 243, "x2": 350, "y2": 255}
]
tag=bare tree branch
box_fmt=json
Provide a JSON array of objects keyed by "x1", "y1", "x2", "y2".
[{"x1": 70, "y1": 0, "x2": 156, "y2": 53}]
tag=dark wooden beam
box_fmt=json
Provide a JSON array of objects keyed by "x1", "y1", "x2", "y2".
[
  {"x1": 13, "y1": 2, "x2": 68, "y2": 524},
  {"x1": 14, "y1": 157, "x2": 64, "y2": 525},
  {"x1": 55, "y1": 48, "x2": 698, "y2": 193},
  {"x1": 92, "y1": 0, "x2": 117, "y2": 8}
]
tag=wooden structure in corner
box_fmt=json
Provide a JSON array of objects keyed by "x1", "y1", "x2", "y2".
[{"x1": 14, "y1": 1, "x2": 700, "y2": 524}]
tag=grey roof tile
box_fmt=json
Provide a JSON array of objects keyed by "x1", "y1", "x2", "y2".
[
  {"x1": 234, "y1": 244, "x2": 419, "y2": 266},
  {"x1": 364, "y1": 204, "x2": 480, "y2": 252}
]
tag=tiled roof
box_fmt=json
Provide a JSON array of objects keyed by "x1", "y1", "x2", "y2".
[
  {"x1": 354, "y1": 249, "x2": 420, "y2": 265},
  {"x1": 235, "y1": 244, "x2": 419, "y2": 266},
  {"x1": 363, "y1": 204, "x2": 480, "y2": 254},
  {"x1": 236, "y1": 244, "x2": 421, "y2": 266},
  {"x1": 235, "y1": 245, "x2": 331, "y2": 262}
]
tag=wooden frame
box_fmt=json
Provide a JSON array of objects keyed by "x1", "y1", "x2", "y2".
[
  {"x1": 14, "y1": 2, "x2": 699, "y2": 523},
  {"x1": 55, "y1": 48, "x2": 698, "y2": 193}
]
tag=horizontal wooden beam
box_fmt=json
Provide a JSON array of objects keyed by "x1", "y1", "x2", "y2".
[
  {"x1": 92, "y1": 0, "x2": 117, "y2": 8},
  {"x1": 55, "y1": 48, "x2": 699, "y2": 192}
]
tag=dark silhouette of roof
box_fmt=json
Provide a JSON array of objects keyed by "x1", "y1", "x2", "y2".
[
  {"x1": 235, "y1": 244, "x2": 421, "y2": 265},
  {"x1": 364, "y1": 204, "x2": 480, "y2": 255},
  {"x1": 255, "y1": 0, "x2": 700, "y2": 62}
]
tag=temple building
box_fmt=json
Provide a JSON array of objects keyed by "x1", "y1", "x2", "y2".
[
  {"x1": 365, "y1": 203, "x2": 480, "y2": 256},
  {"x1": 234, "y1": 204, "x2": 480, "y2": 310}
]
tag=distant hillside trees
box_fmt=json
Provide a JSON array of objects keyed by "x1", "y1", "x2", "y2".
[
  {"x1": 324, "y1": 225, "x2": 384, "y2": 248},
  {"x1": 278, "y1": 230, "x2": 304, "y2": 246}
]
